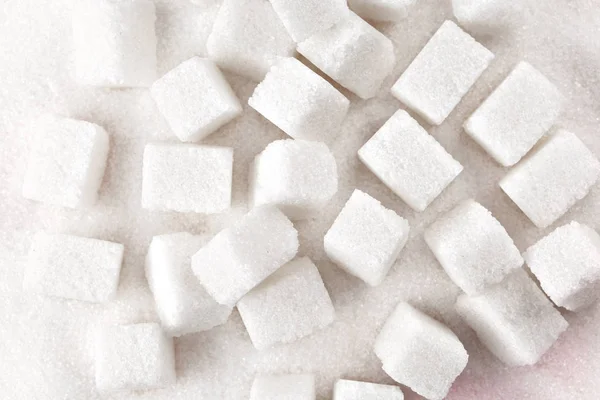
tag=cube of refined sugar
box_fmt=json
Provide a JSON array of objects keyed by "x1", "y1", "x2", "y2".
[
  {"x1": 358, "y1": 110, "x2": 463, "y2": 211},
  {"x1": 24, "y1": 232, "x2": 124, "y2": 303},
  {"x1": 464, "y1": 62, "x2": 564, "y2": 166},
  {"x1": 95, "y1": 323, "x2": 175, "y2": 393},
  {"x1": 424, "y1": 199, "x2": 523, "y2": 295},
  {"x1": 22, "y1": 116, "x2": 109, "y2": 208},
  {"x1": 250, "y1": 374, "x2": 315, "y2": 400},
  {"x1": 207, "y1": 0, "x2": 295, "y2": 82},
  {"x1": 145, "y1": 233, "x2": 233, "y2": 337},
  {"x1": 249, "y1": 58, "x2": 350, "y2": 142},
  {"x1": 391, "y1": 20, "x2": 494, "y2": 125},
  {"x1": 72, "y1": 0, "x2": 157, "y2": 87},
  {"x1": 500, "y1": 130, "x2": 600, "y2": 228},
  {"x1": 297, "y1": 12, "x2": 395, "y2": 99},
  {"x1": 237, "y1": 257, "x2": 335, "y2": 349},
  {"x1": 456, "y1": 269, "x2": 568, "y2": 366},
  {"x1": 349, "y1": 0, "x2": 416, "y2": 22},
  {"x1": 192, "y1": 206, "x2": 298, "y2": 306},
  {"x1": 452, "y1": 0, "x2": 518, "y2": 35},
  {"x1": 333, "y1": 379, "x2": 404, "y2": 400},
  {"x1": 250, "y1": 139, "x2": 338, "y2": 220},
  {"x1": 150, "y1": 57, "x2": 242, "y2": 143},
  {"x1": 142, "y1": 143, "x2": 233, "y2": 214},
  {"x1": 524, "y1": 222, "x2": 600, "y2": 311},
  {"x1": 324, "y1": 190, "x2": 410, "y2": 286},
  {"x1": 374, "y1": 302, "x2": 468, "y2": 400}
]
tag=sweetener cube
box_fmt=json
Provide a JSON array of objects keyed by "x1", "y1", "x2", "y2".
[
  {"x1": 145, "y1": 233, "x2": 233, "y2": 337},
  {"x1": 324, "y1": 190, "x2": 409, "y2": 286},
  {"x1": 391, "y1": 20, "x2": 494, "y2": 125},
  {"x1": 452, "y1": 0, "x2": 517, "y2": 35},
  {"x1": 524, "y1": 222, "x2": 600, "y2": 311},
  {"x1": 24, "y1": 232, "x2": 124, "y2": 303},
  {"x1": 22, "y1": 116, "x2": 109, "y2": 208},
  {"x1": 192, "y1": 206, "x2": 298, "y2": 306},
  {"x1": 374, "y1": 302, "x2": 468, "y2": 400},
  {"x1": 250, "y1": 374, "x2": 315, "y2": 400},
  {"x1": 237, "y1": 257, "x2": 335, "y2": 349},
  {"x1": 500, "y1": 130, "x2": 600, "y2": 228},
  {"x1": 358, "y1": 110, "x2": 463, "y2": 211},
  {"x1": 248, "y1": 57, "x2": 350, "y2": 142},
  {"x1": 456, "y1": 269, "x2": 568, "y2": 366},
  {"x1": 424, "y1": 199, "x2": 523, "y2": 295},
  {"x1": 72, "y1": 0, "x2": 157, "y2": 87},
  {"x1": 333, "y1": 379, "x2": 404, "y2": 400},
  {"x1": 349, "y1": 0, "x2": 416, "y2": 22},
  {"x1": 150, "y1": 57, "x2": 242, "y2": 143},
  {"x1": 142, "y1": 143, "x2": 233, "y2": 214}
]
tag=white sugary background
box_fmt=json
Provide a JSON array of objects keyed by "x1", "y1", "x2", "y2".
[{"x1": 1, "y1": 0, "x2": 599, "y2": 399}]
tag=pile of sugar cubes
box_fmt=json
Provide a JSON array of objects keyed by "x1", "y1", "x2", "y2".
[{"x1": 18, "y1": 0, "x2": 600, "y2": 398}]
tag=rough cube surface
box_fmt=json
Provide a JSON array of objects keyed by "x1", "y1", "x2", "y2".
[
  {"x1": 333, "y1": 379, "x2": 404, "y2": 400},
  {"x1": 452, "y1": 0, "x2": 518, "y2": 35},
  {"x1": 250, "y1": 374, "x2": 316, "y2": 400},
  {"x1": 349, "y1": 0, "x2": 416, "y2": 22}
]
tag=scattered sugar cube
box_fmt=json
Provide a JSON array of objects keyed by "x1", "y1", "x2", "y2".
[
  {"x1": 145, "y1": 232, "x2": 233, "y2": 337},
  {"x1": 499, "y1": 130, "x2": 600, "y2": 228},
  {"x1": 391, "y1": 20, "x2": 494, "y2": 125},
  {"x1": 248, "y1": 58, "x2": 350, "y2": 142},
  {"x1": 333, "y1": 379, "x2": 404, "y2": 400},
  {"x1": 324, "y1": 189, "x2": 410, "y2": 286},
  {"x1": 349, "y1": 0, "x2": 416, "y2": 22},
  {"x1": 250, "y1": 139, "x2": 338, "y2": 220},
  {"x1": 250, "y1": 374, "x2": 315, "y2": 400},
  {"x1": 95, "y1": 323, "x2": 176, "y2": 393},
  {"x1": 141, "y1": 143, "x2": 233, "y2": 214},
  {"x1": 374, "y1": 302, "x2": 468, "y2": 400},
  {"x1": 452, "y1": 0, "x2": 518, "y2": 35},
  {"x1": 22, "y1": 116, "x2": 109, "y2": 209},
  {"x1": 192, "y1": 206, "x2": 298, "y2": 306},
  {"x1": 24, "y1": 232, "x2": 124, "y2": 303},
  {"x1": 72, "y1": 0, "x2": 157, "y2": 87},
  {"x1": 237, "y1": 257, "x2": 335, "y2": 349},
  {"x1": 524, "y1": 222, "x2": 600, "y2": 311},
  {"x1": 424, "y1": 199, "x2": 523, "y2": 295},
  {"x1": 150, "y1": 57, "x2": 242, "y2": 143},
  {"x1": 456, "y1": 269, "x2": 568, "y2": 366},
  {"x1": 358, "y1": 110, "x2": 463, "y2": 211}
]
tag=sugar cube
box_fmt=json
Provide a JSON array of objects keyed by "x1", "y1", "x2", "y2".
[
  {"x1": 452, "y1": 0, "x2": 517, "y2": 35},
  {"x1": 150, "y1": 57, "x2": 242, "y2": 143},
  {"x1": 22, "y1": 116, "x2": 109, "y2": 209},
  {"x1": 249, "y1": 58, "x2": 350, "y2": 142},
  {"x1": 524, "y1": 222, "x2": 600, "y2": 311},
  {"x1": 237, "y1": 257, "x2": 335, "y2": 349},
  {"x1": 424, "y1": 199, "x2": 523, "y2": 295},
  {"x1": 250, "y1": 374, "x2": 315, "y2": 400},
  {"x1": 145, "y1": 232, "x2": 233, "y2": 337},
  {"x1": 95, "y1": 323, "x2": 175, "y2": 393},
  {"x1": 333, "y1": 379, "x2": 404, "y2": 400},
  {"x1": 72, "y1": 0, "x2": 157, "y2": 87},
  {"x1": 358, "y1": 110, "x2": 463, "y2": 211},
  {"x1": 250, "y1": 139, "x2": 338, "y2": 220},
  {"x1": 499, "y1": 130, "x2": 600, "y2": 228},
  {"x1": 324, "y1": 189, "x2": 410, "y2": 286},
  {"x1": 192, "y1": 206, "x2": 298, "y2": 306},
  {"x1": 456, "y1": 269, "x2": 568, "y2": 366},
  {"x1": 391, "y1": 20, "x2": 494, "y2": 125},
  {"x1": 141, "y1": 143, "x2": 233, "y2": 214},
  {"x1": 24, "y1": 232, "x2": 124, "y2": 303},
  {"x1": 348, "y1": 0, "x2": 416, "y2": 22},
  {"x1": 374, "y1": 302, "x2": 468, "y2": 400}
]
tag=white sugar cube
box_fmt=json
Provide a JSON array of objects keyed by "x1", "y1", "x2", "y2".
[
  {"x1": 207, "y1": 0, "x2": 295, "y2": 82},
  {"x1": 238, "y1": 257, "x2": 335, "y2": 349},
  {"x1": 142, "y1": 143, "x2": 233, "y2": 214},
  {"x1": 452, "y1": 0, "x2": 517, "y2": 35},
  {"x1": 297, "y1": 12, "x2": 395, "y2": 99},
  {"x1": 72, "y1": 0, "x2": 157, "y2": 87},
  {"x1": 250, "y1": 374, "x2": 315, "y2": 400},
  {"x1": 456, "y1": 269, "x2": 568, "y2": 366},
  {"x1": 324, "y1": 190, "x2": 409, "y2": 286},
  {"x1": 424, "y1": 199, "x2": 523, "y2": 295},
  {"x1": 24, "y1": 232, "x2": 124, "y2": 303},
  {"x1": 374, "y1": 302, "x2": 468, "y2": 400},
  {"x1": 349, "y1": 0, "x2": 416, "y2": 22},
  {"x1": 250, "y1": 139, "x2": 338, "y2": 220},
  {"x1": 524, "y1": 222, "x2": 600, "y2": 311},
  {"x1": 192, "y1": 206, "x2": 298, "y2": 306},
  {"x1": 500, "y1": 130, "x2": 600, "y2": 228},
  {"x1": 145, "y1": 233, "x2": 233, "y2": 337},
  {"x1": 358, "y1": 110, "x2": 463, "y2": 211},
  {"x1": 22, "y1": 116, "x2": 109, "y2": 209},
  {"x1": 248, "y1": 57, "x2": 350, "y2": 142},
  {"x1": 95, "y1": 323, "x2": 175, "y2": 393},
  {"x1": 150, "y1": 57, "x2": 242, "y2": 143},
  {"x1": 391, "y1": 20, "x2": 494, "y2": 125},
  {"x1": 333, "y1": 379, "x2": 404, "y2": 400}
]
